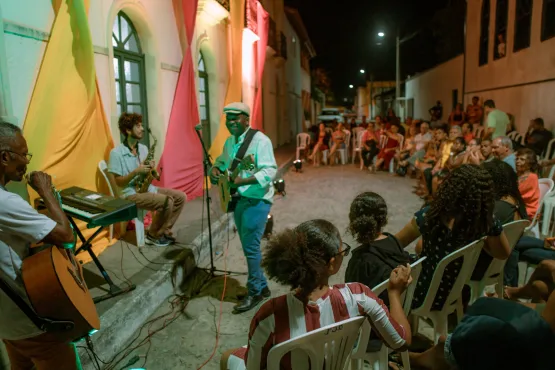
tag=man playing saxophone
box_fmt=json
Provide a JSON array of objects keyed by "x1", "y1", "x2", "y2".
[{"x1": 108, "y1": 113, "x2": 186, "y2": 246}]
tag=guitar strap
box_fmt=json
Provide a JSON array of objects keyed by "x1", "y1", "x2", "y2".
[{"x1": 229, "y1": 129, "x2": 259, "y2": 173}]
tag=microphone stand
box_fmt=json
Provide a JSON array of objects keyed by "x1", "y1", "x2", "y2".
[{"x1": 194, "y1": 128, "x2": 244, "y2": 283}]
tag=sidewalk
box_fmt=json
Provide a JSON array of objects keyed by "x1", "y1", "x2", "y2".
[{"x1": 73, "y1": 143, "x2": 295, "y2": 369}]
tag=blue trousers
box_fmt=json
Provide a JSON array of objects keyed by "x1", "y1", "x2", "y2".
[
  {"x1": 504, "y1": 236, "x2": 555, "y2": 287},
  {"x1": 234, "y1": 197, "x2": 271, "y2": 296}
]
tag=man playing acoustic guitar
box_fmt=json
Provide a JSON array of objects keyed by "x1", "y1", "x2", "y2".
[
  {"x1": 210, "y1": 102, "x2": 277, "y2": 313},
  {"x1": 0, "y1": 121, "x2": 78, "y2": 369}
]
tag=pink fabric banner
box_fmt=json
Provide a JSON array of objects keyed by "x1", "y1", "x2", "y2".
[
  {"x1": 250, "y1": 2, "x2": 269, "y2": 131},
  {"x1": 155, "y1": 0, "x2": 203, "y2": 199}
]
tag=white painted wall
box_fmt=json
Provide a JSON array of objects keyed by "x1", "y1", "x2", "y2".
[
  {"x1": 405, "y1": 55, "x2": 464, "y2": 121},
  {"x1": 464, "y1": 0, "x2": 555, "y2": 132},
  {"x1": 284, "y1": 17, "x2": 302, "y2": 137}
]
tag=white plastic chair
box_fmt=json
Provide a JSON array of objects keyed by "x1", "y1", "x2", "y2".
[
  {"x1": 267, "y1": 316, "x2": 368, "y2": 370},
  {"x1": 411, "y1": 238, "x2": 484, "y2": 343},
  {"x1": 334, "y1": 131, "x2": 351, "y2": 165},
  {"x1": 296, "y1": 133, "x2": 311, "y2": 160},
  {"x1": 467, "y1": 220, "x2": 529, "y2": 304},
  {"x1": 321, "y1": 138, "x2": 334, "y2": 165},
  {"x1": 350, "y1": 257, "x2": 426, "y2": 370},
  {"x1": 515, "y1": 133, "x2": 524, "y2": 146},
  {"x1": 543, "y1": 138, "x2": 555, "y2": 160},
  {"x1": 527, "y1": 178, "x2": 554, "y2": 237},
  {"x1": 507, "y1": 131, "x2": 519, "y2": 141},
  {"x1": 98, "y1": 160, "x2": 147, "y2": 247},
  {"x1": 389, "y1": 135, "x2": 405, "y2": 174}
]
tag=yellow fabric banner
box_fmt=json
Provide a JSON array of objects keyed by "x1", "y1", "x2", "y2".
[
  {"x1": 23, "y1": 0, "x2": 114, "y2": 199},
  {"x1": 208, "y1": 0, "x2": 245, "y2": 160}
]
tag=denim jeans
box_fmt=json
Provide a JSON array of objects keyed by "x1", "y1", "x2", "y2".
[
  {"x1": 504, "y1": 236, "x2": 555, "y2": 287},
  {"x1": 234, "y1": 197, "x2": 271, "y2": 296}
]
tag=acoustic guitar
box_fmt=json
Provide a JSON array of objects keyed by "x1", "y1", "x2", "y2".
[
  {"x1": 218, "y1": 154, "x2": 255, "y2": 212},
  {"x1": 22, "y1": 181, "x2": 99, "y2": 342}
]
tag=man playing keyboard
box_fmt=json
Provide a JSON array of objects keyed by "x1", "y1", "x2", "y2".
[
  {"x1": 108, "y1": 113, "x2": 186, "y2": 247},
  {"x1": 0, "y1": 121, "x2": 78, "y2": 369}
]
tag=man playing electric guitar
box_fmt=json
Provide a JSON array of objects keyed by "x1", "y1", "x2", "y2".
[
  {"x1": 210, "y1": 102, "x2": 277, "y2": 313},
  {"x1": 0, "y1": 121, "x2": 78, "y2": 369}
]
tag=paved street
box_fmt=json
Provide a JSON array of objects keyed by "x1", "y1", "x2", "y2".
[{"x1": 118, "y1": 164, "x2": 423, "y2": 370}]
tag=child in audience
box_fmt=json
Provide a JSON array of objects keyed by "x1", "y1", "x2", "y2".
[
  {"x1": 345, "y1": 192, "x2": 411, "y2": 301},
  {"x1": 221, "y1": 219, "x2": 412, "y2": 370}
]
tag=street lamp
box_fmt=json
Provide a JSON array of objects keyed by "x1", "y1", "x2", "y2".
[
  {"x1": 360, "y1": 69, "x2": 365, "y2": 74},
  {"x1": 378, "y1": 32, "x2": 385, "y2": 37},
  {"x1": 349, "y1": 84, "x2": 353, "y2": 89}
]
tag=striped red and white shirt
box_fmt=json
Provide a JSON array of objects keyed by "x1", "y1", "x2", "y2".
[{"x1": 229, "y1": 282, "x2": 407, "y2": 370}]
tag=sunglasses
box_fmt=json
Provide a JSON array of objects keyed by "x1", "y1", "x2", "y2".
[{"x1": 334, "y1": 242, "x2": 352, "y2": 257}]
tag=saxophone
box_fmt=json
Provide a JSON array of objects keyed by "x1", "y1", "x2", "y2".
[{"x1": 135, "y1": 128, "x2": 161, "y2": 193}]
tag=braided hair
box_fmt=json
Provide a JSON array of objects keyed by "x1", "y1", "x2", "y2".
[
  {"x1": 482, "y1": 159, "x2": 528, "y2": 220},
  {"x1": 348, "y1": 192, "x2": 388, "y2": 243},
  {"x1": 262, "y1": 219, "x2": 341, "y2": 301},
  {"x1": 425, "y1": 164, "x2": 495, "y2": 240}
]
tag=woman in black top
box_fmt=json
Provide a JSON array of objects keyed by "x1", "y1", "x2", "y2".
[{"x1": 345, "y1": 192, "x2": 410, "y2": 298}]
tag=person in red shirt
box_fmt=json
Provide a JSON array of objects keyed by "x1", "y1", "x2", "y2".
[
  {"x1": 461, "y1": 122, "x2": 474, "y2": 144},
  {"x1": 220, "y1": 219, "x2": 412, "y2": 370},
  {"x1": 516, "y1": 148, "x2": 541, "y2": 219}
]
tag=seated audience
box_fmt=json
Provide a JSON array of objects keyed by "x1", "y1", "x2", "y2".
[
  {"x1": 345, "y1": 192, "x2": 410, "y2": 300},
  {"x1": 516, "y1": 148, "x2": 540, "y2": 219},
  {"x1": 525, "y1": 117, "x2": 552, "y2": 156},
  {"x1": 402, "y1": 122, "x2": 432, "y2": 171},
  {"x1": 328, "y1": 123, "x2": 346, "y2": 165},
  {"x1": 395, "y1": 165, "x2": 509, "y2": 310},
  {"x1": 409, "y1": 294, "x2": 555, "y2": 370},
  {"x1": 308, "y1": 123, "x2": 331, "y2": 166},
  {"x1": 462, "y1": 138, "x2": 481, "y2": 164},
  {"x1": 221, "y1": 219, "x2": 412, "y2": 369},
  {"x1": 506, "y1": 260, "x2": 555, "y2": 303},
  {"x1": 361, "y1": 121, "x2": 380, "y2": 170},
  {"x1": 461, "y1": 122, "x2": 474, "y2": 144},
  {"x1": 394, "y1": 125, "x2": 417, "y2": 174},
  {"x1": 374, "y1": 123, "x2": 403, "y2": 172},
  {"x1": 491, "y1": 136, "x2": 516, "y2": 171},
  {"x1": 444, "y1": 137, "x2": 466, "y2": 170},
  {"x1": 448, "y1": 103, "x2": 466, "y2": 127}
]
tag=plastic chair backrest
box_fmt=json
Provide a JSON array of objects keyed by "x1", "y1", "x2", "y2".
[
  {"x1": 544, "y1": 138, "x2": 555, "y2": 160},
  {"x1": 267, "y1": 316, "x2": 366, "y2": 370},
  {"x1": 415, "y1": 239, "x2": 484, "y2": 313},
  {"x1": 475, "y1": 127, "x2": 484, "y2": 138},
  {"x1": 98, "y1": 160, "x2": 115, "y2": 197},
  {"x1": 480, "y1": 220, "x2": 529, "y2": 280},
  {"x1": 379, "y1": 135, "x2": 387, "y2": 148},
  {"x1": 529, "y1": 178, "x2": 555, "y2": 226},
  {"x1": 344, "y1": 131, "x2": 351, "y2": 149},
  {"x1": 297, "y1": 133, "x2": 310, "y2": 148},
  {"x1": 354, "y1": 130, "x2": 364, "y2": 150},
  {"x1": 508, "y1": 131, "x2": 518, "y2": 140}
]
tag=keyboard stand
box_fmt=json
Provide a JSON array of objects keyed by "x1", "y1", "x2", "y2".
[{"x1": 68, "y1": 217, "x2": 136, "y2": 303}]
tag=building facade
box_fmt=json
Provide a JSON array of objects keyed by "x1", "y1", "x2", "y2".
[
  {"x1": 404, "y1": 0, "x2": 555, "y2": 131},
  {"x1": 0, "y1": 0, "x2": 314, "y2": 156}
]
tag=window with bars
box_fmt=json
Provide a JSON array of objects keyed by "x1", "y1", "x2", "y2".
[
  {"x1": 514, "y1": 0, "x2": 533, "y2": 52},
  {"x1": 197, "y1": 52, "x2": 211, "y2": 148},
  {"x1": 494, "y1": 0, "x2": 508, "y2": 59},
  {"x1": 542, "y1": 0, "x2": 555, "y2": 41},
  {"x1": 112, "y1": 12, "x2": 149, "y2": 145},
  {"x1": 479, "y1": 0, "x2": 490, "y2": 66}
]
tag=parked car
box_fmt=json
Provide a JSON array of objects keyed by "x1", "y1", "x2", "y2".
[{"x1": 317, "y1": 108, "x2": 344, "y2": 126}]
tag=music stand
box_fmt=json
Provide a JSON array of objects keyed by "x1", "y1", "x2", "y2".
[{"x1": 194, "y1": 127, "x2": 245, "y2": 283}]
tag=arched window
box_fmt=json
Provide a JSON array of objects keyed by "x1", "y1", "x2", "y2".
[
  {"x1": 479, "y1": 0, "x2": 490, "y2": 66},
  {"x1": 494, "y1": 0, "x2": 508, "y2": 59},
  {"x1": 514, "y1": 0, "x2": 533, "y2": 52},
  {"x1": 197, "y1": 52, "x2": 211, "y2": 148},
  {"x1": 112, "y1": 12, "x2": 149, "y2": 144},
  {"x1": 542, "y1": 0, "x2": 555, "y2": 41}
]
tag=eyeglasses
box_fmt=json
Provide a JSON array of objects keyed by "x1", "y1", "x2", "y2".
[
  {"x1": 3, "y1": 150, "x2": 32, "y2": 162},
  {"x1": 335, "y1": 242, "x2": 352, "y2": 257}
]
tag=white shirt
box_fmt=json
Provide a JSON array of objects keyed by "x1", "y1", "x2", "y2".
[
  {"x1": 213, "y1": 129, "x2": 277, "y2": 203},
  {"x1": 0, "y1": 187, "x2": 56, "y2": 340},
  {"x1": 415, "y1": 132, "x2": 433, "y2": 151}
]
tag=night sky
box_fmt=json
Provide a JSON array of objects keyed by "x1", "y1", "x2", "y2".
[{"x1": 284, "y1": 0, "x2": 461, "y2": 104}]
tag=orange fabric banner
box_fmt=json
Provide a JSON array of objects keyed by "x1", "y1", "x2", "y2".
[
  {"x1": 23, "y1": 0, "x2": 114, "y2": 199},
  {"x1": 208, "y1": 0, "x2": 245, "y2": 160}
]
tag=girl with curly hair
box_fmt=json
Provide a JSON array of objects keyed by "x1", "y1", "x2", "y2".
[
  {"x1": 516, "y1": 147, "x2": 541, "y2": 219},
  {"x1": 345, "y1": 192, "x2": 410, "y2": 301},
  {"x1": 221, "y1": 219, "x2": 412, "y2": 370},
  {"x1": 395, "y1": 164, "x2": 509, "y2": 310}
]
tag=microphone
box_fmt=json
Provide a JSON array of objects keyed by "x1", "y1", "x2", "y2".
[{"x1": 195, "y1": 124, "x2": 203, "y2": 131}]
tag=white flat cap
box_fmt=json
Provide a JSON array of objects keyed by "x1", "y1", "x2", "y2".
[{"x1": 223, "y1": 102, "x2": 250, "y2": 117}]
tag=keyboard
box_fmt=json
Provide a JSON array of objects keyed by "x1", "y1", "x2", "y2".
[{"x1": 39, "y1": 186, "x2": 138, "y2": 228}]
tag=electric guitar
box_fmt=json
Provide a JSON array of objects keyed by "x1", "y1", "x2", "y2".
[
  {"x1": 22, "y1": 182, "x2": 100, "y2": 342},
  {"x1": 218, "y1": 154, "x2": 255, "y2": 212}
]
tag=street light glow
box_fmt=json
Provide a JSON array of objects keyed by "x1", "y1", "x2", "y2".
[
  {"x1": 349, "y1": 84, "x2": 354, "y2": 89},
  {"x1": 360, "y1": 69, "x2": 365, "y2": 74},
  {"x1": 378, "y1": 32, "x2": 385, "y2": 37}
]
